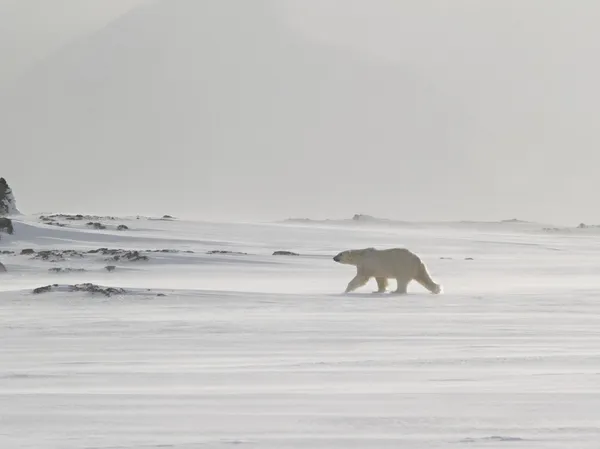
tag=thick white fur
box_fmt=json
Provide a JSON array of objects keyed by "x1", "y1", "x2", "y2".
[{"x1": 333, "y1": 247, "x2": 442, "y2": 295}]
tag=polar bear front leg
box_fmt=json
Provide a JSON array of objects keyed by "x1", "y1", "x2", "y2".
[
  {"x1": 374, "y1": 277, "x2": 388, "y2": 293},
  {"x1": 345, "y1": 275, "x2": 369, "y2": 293}
]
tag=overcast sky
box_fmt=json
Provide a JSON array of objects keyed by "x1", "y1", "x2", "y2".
[{"x1": 2, "y1": 0, "x2": 599, "y2": 225}]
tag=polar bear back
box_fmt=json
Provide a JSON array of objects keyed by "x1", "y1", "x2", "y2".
[{"x1": 355, "y1": 247, "x2": 421, "y2": 278}]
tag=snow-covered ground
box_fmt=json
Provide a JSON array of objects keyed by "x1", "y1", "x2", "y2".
[{"x1": 1, "y1": 215, "x2": 600, "y2": 448}]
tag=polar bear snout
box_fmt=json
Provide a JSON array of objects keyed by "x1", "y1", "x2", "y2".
[
  {"x1": 333, "y1": 251, "x2": 349, "y2": 263},
  {"x1": 333, "y1": 251, "x2": 353, "y2": 264}
]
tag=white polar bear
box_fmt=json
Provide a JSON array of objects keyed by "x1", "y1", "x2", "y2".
[{"x1": 333, "y1": 247, "x2": 442, "y2": 294}]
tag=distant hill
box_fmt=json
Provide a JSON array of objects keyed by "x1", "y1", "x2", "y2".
[{"x1": 0, "y1": 0, "x2": 462, "y2": 217}]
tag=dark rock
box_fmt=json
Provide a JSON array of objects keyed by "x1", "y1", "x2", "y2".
[
  {"x1": 39, "y1": 215, "x2": 69, "y2": 227},
  {"x1": 0, "y1": 178, "x2": 19, "y2": 216},
  {"x1": 86, "y1": 222, "x2": 106, "y2": 230},
  {"x1": 73, "y1": 283, "x2": 126, "y2": 296},
  {"x1": 273, "y1": 250, "x2": 299, "y2": 256},
  {"x1": 48, "y1": 267, "x2": 87, "y2": 273},
  {"x1": 33, "y1": 283, "x2": 126, "y2": 297},
  {"x1": 0, "y1": 262, "x2": 6, "y2": 272},
  {"x1": 162, "y1": 215, "x2": 175, "y2": 219},
  {"x1": 33, "y1": 284, "x2": 58, "y2": 294},
  {"x1": 117, "y1": 224, "x2": 129, "y2": 231},
  {"x1": 0, "y1": 217, "x2": 14, "y2": 234},
  {"x1": 20, "y1": 248, "x2": 35, "y2": 255},
  {"x1": 33, "y1": 250, "x2": 85, "y2": 262},
  {"x1": 31, "y1": 283, "x2": 165, "y2": 297},
  {"x1": 109, "y1": 250, "x2": 148, "y2": 262},
  {"x1": 465, "y1": 257, "x2": 474, "y2": 260},
  {"x1": 207, "y1": 250, "x2": 247, "y2": 255},
  {"x1": 145, "y1": 249, "x2": 180, "y2": 253},
  {"x1": 86, "y1": 248, "x2": 149, "y2": 261},
  {"x1": 42, "y1": 213, "x2": 115, "y2": 221},
  {"x1": 105, "y1": 265, "x2": 116, "y2": 272}
]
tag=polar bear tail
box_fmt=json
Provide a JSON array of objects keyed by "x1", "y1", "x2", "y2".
[{"x1": 415, "y1": 261, "x2": 442, "y2": 294}]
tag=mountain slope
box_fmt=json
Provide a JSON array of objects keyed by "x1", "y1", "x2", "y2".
[{"x1": 0, "y1": 0, "x2": 467, "y2": 218}]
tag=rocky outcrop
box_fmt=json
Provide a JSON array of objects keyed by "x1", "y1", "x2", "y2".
[
  {"x1": 32, "y1": 283, "x2": 166, "y2": 297},
  {"x1": 0, "y1": 262, "x2": 6, "y2": 272},
  {"x1": 87, "y1": 248, "x2": 149, "y2": 262},
  {"x1": 273, "y1": 250, "x2": 299, "y2": 256},
  {"x1": 207, "y1": 250, "x2": 248, "y2": 255},
  {"x1": 0, "y1": 178, "x2": 19, "y2": 215},
  {"x1": 48, "y1": 267, "x2": 87, "y2": 273},
  {"x1": 86, "y1": 222, "x2": 106, "y2": 230},
  {"x1": 32, "y1": 283, "x2": 126, "y2": 297},
  {"x1": 33, "y1": 250, "x2": 85, "y2": 262},
  {"x1": 0, "y1": 217, "x2": 13, "y2": 234}
]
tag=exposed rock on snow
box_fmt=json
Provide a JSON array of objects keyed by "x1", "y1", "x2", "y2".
[
  {"x1": 0, "y1": 262, "x2": 6, "y2": 272},
  {"x1": 32, "y1": 283, "x2": 127, "y2": 297},
  {"x1": 33, "y1": 250, "x2": 85, "y2": 262},
  {"x1": 146, "y1": 249, "x2": 194, "y2": 253},
  {"x1": 207, "y1": 250, "x2": 248, "y2": 255},
  {"x1": 0, "y1": 178, "x2": 19, "y2": 216},
  {"x1": 31, "y1": 283, "x2": 166, "y2": 297},
  {"x1": 48, "y1": 267, "x2": 87, "y2": 273},
  {"x1": 39, "y1": 216, "x2": 68, "y2": 227},
  {"x1": 41, "y1": 214, "x2": 116, "y2": 221},
  {"x1": 20, "y1": 246, "x2": 194, "y2": 264},
  {"x1": 273, "y1": 250, "x2": 299, "y2": 256},
  {"x1": 87, "y1": 222, "x2": 107, "y2": 230},
  {"x1": 88, "y1": 248, "x2": 149, "y2": 262},
  {"x1": 0, "y1": 217, "x2": 13, "y2": 234}
]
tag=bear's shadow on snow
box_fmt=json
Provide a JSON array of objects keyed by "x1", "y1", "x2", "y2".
[{"x1": 331, "y1": 292, "x2": 430, "y2": 298}]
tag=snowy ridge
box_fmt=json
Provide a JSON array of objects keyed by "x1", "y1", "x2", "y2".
[{"x1": 2, "y1": 213, "x2": 600, "y2": 448}]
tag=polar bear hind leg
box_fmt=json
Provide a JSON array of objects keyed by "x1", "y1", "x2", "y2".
[{"x1": 393, "y1": 277, "x2": 409, "y2": 295}]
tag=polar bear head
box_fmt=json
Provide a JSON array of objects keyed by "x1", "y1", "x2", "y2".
[{"x1": 333, "y1": 248, "x2": 374, "y2": 265}]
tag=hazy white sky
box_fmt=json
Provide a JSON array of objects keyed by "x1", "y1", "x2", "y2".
[{"x1": 2, "y1": 0, "x2": 600, "y2": 225}]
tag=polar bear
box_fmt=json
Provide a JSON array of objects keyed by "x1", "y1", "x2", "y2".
[{"x1": 333, "y1": 247, "x2": 442, "y2": 294}]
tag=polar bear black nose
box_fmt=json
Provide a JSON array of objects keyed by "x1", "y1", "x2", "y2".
[{"x1": 333, "y1": 255, "x2": 340, "y2": 262}]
